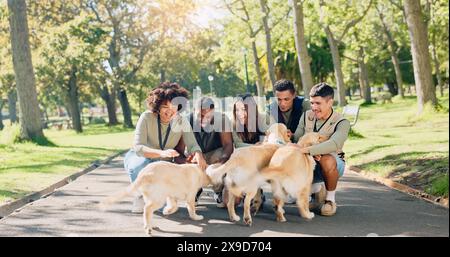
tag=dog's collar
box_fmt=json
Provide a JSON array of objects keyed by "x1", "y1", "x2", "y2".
[{"x1": 275, "y1": 139, "x2": 286, "y2": 145}]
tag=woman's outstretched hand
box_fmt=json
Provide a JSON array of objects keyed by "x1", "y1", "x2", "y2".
[{"x1": 160, "y1": 149, "x2": 180, "y2": 158}]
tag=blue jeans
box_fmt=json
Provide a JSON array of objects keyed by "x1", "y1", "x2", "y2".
[
  {"x1": 123, "y1": 150, "x2": 158, "y2": 182},
  {"x1": 313, "y1": 155, "x2": 345, "y2": 183}
]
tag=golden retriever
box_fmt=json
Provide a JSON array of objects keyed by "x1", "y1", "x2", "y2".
[
  {"x1": 260, "y1": 132, "x2": 327, "y2": 222},
  {"x1": 100, "y1": 161, "x2": 211, "y2": 235},
  {"x1": 206, "y1": 123, "x2": 290, "y2": 226}
]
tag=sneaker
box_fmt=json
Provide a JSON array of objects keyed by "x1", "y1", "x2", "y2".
[
  {"x1": 320, "y1": 200, "x2": 337, "y2": 216},
  {"x1": 195, "y1": 188, "x2": 203, "y2": 206},
  {"x1": 131, "y1": 196, "x2": 144, "y2": 214},
  {"x1": 214, "y1": 191, "x2": 226, "y2": 208},
  {"x1": 309, "y1": 184, "x2": 327, "y2": 210}
]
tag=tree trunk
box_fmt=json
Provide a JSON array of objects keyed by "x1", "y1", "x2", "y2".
[
  {"x1": 431, "y1": 45, "x2": 444, "y2": 97},
  {"x1": 67, "y1": 65, "x2": 82, "y2": 133},
  {"x1": 346, "y1": 87, "x2": 352, "y2": 100},
  {"x1": 117, "y1": 87, "x2": 133, "y2": 128},
  {"x1": 0, "y1": 100, "x2": 4, "y2": 130},
  {"x1": 386, "y1": 82, "x2": 398, "y2": 96},
  {"x1": 251, "y1": 41, "x2": 265, "y2": 97},
  {"x1": 7, "y1": 0, "x2": 44, "y2": 140},
  {"x1": 259, "y1": 0, "x2": 276, "y2": 90},
  {"x1": 42, "y1": 107, "x2": 50, "y2": 128},
  {"x1": 292, "y1": 0, "x2": 314, "y2": 97},
  {"x1": 324, "y1": 26, "x2": 346, "y2": 106},
  {"x1": 7, "y1": 90, "x2": 18, "y2": 123},
  {"x1": 391, "y1": 51, "x2": 404, "y2": 97},
  {"x1": 378, "y1": 7, "x2": 404, "y2": 98},
  {"x1": 358, "y1": 48, "x2": 372, "y2": 104},
  {"x1": 431, "y1": 32, "x2": 444, "y2": 97},
  {"x1": 403, "y1": 0, "x2": 437, "y2": 113},
  {"x1": 98, "y1": 85, "x2": 119, "y2": 125}
]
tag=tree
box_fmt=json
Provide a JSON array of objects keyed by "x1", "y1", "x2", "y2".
[
  {"x1": 317, "y1": 0, "x2": 373, "y2": 106},
  {"x1": 403, "y1": 0, "x2": 437, "y2": 113},
  {"x1": 376, "y1": 2, "x2": 405, "y2": 97},
  {"x1": 259, "y1": 0, "x2": 276, "y2": 88},
  {"x1": 224, "y1": 0, "x2": 266, "y2": 96},
  {"x1": 0, "y1": 3, "x2": 17, "y2": 124},
  {"x1": 291, "y1": 0, "x2": 314, "y2": 97},
  {"x1": 36, "y1": 14, "x2": 109, "y2": 133},
  {"x1": 7, "y1": 0, "x2": 44, "y2": 140},
  {"x1": 427, "y1": 0, "x2": 449, "y2": 97}
]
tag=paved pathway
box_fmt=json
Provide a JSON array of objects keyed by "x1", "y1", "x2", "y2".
[{"x1": 0, "y1": 156, "x2": 448, "y2": 237}]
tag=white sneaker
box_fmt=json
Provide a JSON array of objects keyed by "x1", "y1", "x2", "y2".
[{"x1": 131, "y1": 196, "x2": 144, "y2": 213}]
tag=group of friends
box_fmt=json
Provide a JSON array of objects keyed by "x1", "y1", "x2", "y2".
[{"x1": 123, "y1": 79, "x2": 351, "y2": 217}]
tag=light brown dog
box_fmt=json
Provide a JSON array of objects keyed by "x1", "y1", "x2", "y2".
[
  {"x1": 206, "y1": 123, "x2": 290, "y2": 226},
  {"x1": 100, "y1": 161, "x2": 211, "y2": 235},
  {"x1": 260, "y1": 132, "x2": 327, "y2": 222}
]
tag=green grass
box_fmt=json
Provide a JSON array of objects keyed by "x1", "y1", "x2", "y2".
[
  {"x1": 346, "y1": 90, "x2": 449, "y2": 198},
  {"x1": 0, "y1": 124, "x2": 134, "y2": 204}
]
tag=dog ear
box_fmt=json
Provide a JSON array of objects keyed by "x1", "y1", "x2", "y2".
[{"x1": 284, "y1": 132, "x2": 291, "y2": 143}]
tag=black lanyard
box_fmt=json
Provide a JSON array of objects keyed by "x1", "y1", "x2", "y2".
[
  {"x1": 314, "y1": 109, "x2": 334, "y2": 132},
  {"x1": 157, "y1": 114, "x2": 171, "y2": 150}
]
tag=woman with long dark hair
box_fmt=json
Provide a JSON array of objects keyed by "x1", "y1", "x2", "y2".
[{"x1": 232, "y1": 93, "x2": 268, "y2": 147}]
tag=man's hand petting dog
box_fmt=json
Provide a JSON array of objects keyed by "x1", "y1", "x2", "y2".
[
  {"x1": 287, "y1": 143, "x2": 310, "y2": 154},
  {"x1": 186, "y1": 153, "x2": 208, "y2": 171}
]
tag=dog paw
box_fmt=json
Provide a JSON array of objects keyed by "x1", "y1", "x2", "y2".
[
  {"x1": 163, "y1": 207, "x2": 177, "y2": 216},
  {"x1": 230, "y1": 215, "x2": 240, "y2": 222},
  {"x1": 244, "y1": 216, "x2": 253, "y2": 226},
  {"x1": 144, "y1": 226, "x2": 153, "y2": 235},
  {"x1": 276, "y1": 215, "x2": 287, "y2": 222},
  {"x1": 191, "y1": 215, "x2": 204, "y2": 221},
  {"x1": 304, "y1": 212, "x2": 315, "y2": 220}
]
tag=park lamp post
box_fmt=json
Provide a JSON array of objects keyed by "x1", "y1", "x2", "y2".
[
  {"x1": 242, "y1": 47, "x2": 250, "y2": 93},
  {"x1": 208, "y1": 75, "x2": 214, "y2": 96}
]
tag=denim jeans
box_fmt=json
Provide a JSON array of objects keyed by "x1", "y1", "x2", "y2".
[
  {"x1": 123, "y1": 150, "x2": 158, "y2": 182},
  {"x1": 312, "y1": 155, "x2": 346, "y2": 184}
]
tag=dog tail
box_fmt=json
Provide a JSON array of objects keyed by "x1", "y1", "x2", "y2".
[
  {"x1": 206, "y1": 158, "x2": 237, "y2": 179},
  {"x1": 98, "y1": 174, "x2": 150, "y2": 210},
  {"x1": 260, "y1": 166, "x2": 286, "y2": 181}
]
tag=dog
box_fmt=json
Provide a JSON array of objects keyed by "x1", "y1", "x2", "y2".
[
  {"x1": 260, "y1": 132, "x2": 327, "y2": 222},
  {"x1": 206, "y1": 123, "x2": 290, "y2": 226},
  {"x1": 100, "y1": 161, "x2": 211, "y2": 235}
]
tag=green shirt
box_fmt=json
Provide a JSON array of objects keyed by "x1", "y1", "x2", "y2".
[{"x1": 133, "y1": 111, "x2": 202, "y2": 157}]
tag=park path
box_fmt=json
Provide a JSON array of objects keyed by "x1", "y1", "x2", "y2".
[{"x1": 0, "y1": 155, "x2": 448, "y2": 237}]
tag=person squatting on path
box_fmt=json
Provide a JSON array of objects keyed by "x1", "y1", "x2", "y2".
[
  {"x1": 291, "y1": 82, "x2": 351, "y2": 216},
  {"x1": 189, "y1": 97, "x2": 234, "y2": 206},
  {"x1": 268, "y1": 79, "x2": 311, "y2": 204},
  {"x1": 123, "y1": 82, "x2": 207, "y2": 213}
]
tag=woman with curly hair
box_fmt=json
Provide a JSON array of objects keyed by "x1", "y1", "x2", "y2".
[{"x1": 123, "y1": 82, "x2": 207, "y2": 213}]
